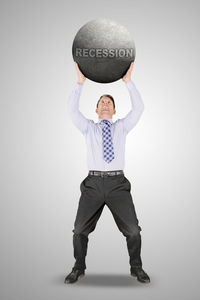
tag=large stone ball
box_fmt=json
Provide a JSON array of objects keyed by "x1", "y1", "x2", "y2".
[{"x1": 72, "y1": 18, "x2": 136, "y2": 83}]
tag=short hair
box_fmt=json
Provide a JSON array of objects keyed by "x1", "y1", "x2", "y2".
[{"x1": 96, "y1": 94, "x2": 115, "y2": 109}]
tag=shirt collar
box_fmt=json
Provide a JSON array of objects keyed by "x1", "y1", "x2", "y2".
[{"x1": 98, "y1": 118, "x2": 113, "y2": 125}]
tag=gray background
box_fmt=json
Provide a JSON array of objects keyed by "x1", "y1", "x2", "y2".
[{"x1": 1, "y1": 0, "x2": 200, "y2": 299}]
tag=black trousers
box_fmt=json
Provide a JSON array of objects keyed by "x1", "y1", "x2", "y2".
[{"x1": 72, "y1": 172, "x2": 143, "y2": 271}]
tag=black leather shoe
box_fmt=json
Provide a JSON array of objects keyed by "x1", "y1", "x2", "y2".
[
  {"x1": 64, "y1": 267, "x2": 85, "y2": 284},
  {"x1": 131, "y1": 268, "x2": 150, "y2": 283}
]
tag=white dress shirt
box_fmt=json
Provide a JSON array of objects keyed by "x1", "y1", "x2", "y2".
[{"x1": 67, "y1": 80, "x2": 144, "y2": 171}]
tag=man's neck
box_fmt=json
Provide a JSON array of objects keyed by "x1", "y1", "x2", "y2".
[{"x1": 98, "y1": 117, "x2": 113, "y2": 123}]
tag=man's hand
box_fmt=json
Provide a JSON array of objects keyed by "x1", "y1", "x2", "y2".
[
  {"x1": 122, "y1": 61, "x2": 134, "y2": 83},
  {"x1": 75, "y1": 61, "x2": 86, "y2": 84}
]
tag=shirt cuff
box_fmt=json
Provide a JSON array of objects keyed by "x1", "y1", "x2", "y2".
[
  {"x1": 75, "y1": 82, "x2": 84, "y2": 91},
  {"x1": 125, "y1": 80, "x2": 135, "y2": 89}
]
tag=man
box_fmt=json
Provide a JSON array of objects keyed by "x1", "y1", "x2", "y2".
[{"x1": 64, "y1": 61, "x2": 150, "y2": 284}]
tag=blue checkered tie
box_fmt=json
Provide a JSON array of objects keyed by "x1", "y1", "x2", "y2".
[{"x1": 100, "y1": 120, "x2": 114, "y2": 163}]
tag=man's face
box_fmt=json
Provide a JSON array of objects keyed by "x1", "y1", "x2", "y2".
[{"x1": 95, "y1": 96, "x2": 116, "y2": 119}]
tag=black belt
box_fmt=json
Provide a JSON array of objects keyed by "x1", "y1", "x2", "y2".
[{"x1": 88, "y1": 170, "x2": 124, "y2": 177}]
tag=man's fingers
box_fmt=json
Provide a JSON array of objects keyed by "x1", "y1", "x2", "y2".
[
  {"x1": 126, "y1": 62, "x2": 134, "y2": 76},
  {"x1": 75, "y1": 62, "x2": 83, "y2": 76},
  {"x1": 129, "y1": 62, "x2": 134, "y2": 71},
  {"x1": 74, "y1": 61, "x2": 79, "y2": 71}
]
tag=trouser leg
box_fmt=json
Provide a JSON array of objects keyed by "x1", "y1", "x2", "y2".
[
  {"x1": 105, "y1": 175, "x2": 142, "y2": 269},
  {"x1": 72, "y1": 175, "x2": 105, "y2": 270}
]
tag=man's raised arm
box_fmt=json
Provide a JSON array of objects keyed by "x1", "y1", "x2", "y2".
[
  {"x1": 67, "y1": 62, "x2": 90, "y2": 135},
  {"x1": 120, "y1": 62, "x2": 144, "y2": 134}
]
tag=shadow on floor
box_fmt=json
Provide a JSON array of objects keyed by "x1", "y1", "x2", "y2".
[
  {"x1": 77, "y1": 273, "x2": 142, "y2": 287},
  {"x1": 54, "y1": 273, "x2": 152, "y2": 288}
]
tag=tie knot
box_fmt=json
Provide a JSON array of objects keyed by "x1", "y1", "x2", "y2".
[{"x1": 100, "y1": 120, "x2": 111, "y2": 126}]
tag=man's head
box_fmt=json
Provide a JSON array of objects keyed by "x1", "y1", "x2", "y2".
[{"x1": 96, "y1": 94, "x2": 116, "y2": 119}]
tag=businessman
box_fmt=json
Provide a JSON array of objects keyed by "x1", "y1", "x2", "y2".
[{"x1": 64, "y1": 61, "x2": 150, "y2": 284}]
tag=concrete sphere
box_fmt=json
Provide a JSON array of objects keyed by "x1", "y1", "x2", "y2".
[{"x1": 72, "y1": 18, "x2": 136, "y2": 83}]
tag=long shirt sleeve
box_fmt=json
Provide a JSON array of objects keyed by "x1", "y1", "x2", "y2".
[
  {"x1": 67, "y1": 82, "x2": 90, "y2": 135},
  {"x1": 121, "y1": 80, "x2": 145, "y2": 134}
]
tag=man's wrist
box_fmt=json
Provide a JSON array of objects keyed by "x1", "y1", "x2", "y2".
[{"x1": 125, "y1": 79, "x2": 131, "y2": 83}]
